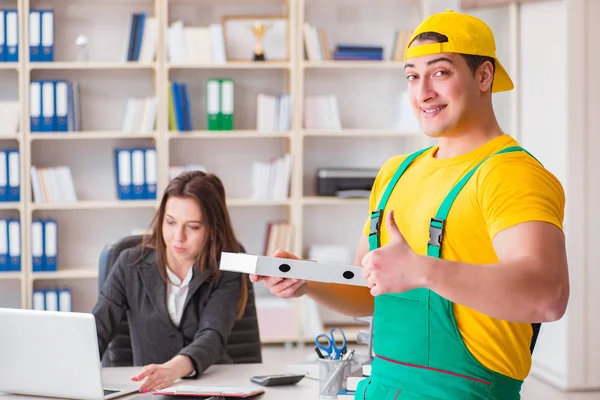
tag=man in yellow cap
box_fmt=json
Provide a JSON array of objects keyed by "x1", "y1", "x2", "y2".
[{"x1": 250, "y1": 9, "x2": 569, "y2": 399}]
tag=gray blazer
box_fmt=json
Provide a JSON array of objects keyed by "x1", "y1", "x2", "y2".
[{"x1": 92, "y1": 246, "x2": 243, "y2": 376}]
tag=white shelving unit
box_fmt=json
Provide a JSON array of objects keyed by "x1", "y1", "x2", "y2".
[{"x1": 0, "y1": 0, "x2": 519, "y2": 343}]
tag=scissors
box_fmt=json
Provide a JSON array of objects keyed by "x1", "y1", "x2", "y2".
[{"x1": 315, "y1": 327, "x2": 347, "y2": 360}]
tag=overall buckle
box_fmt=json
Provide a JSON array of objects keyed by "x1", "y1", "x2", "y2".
[
  {"x1": 369, "y1": 210, "x2": 383, "y2": 236},
  {"x1": 428, "y1": 218, "x2": 445, "y2": 247}
]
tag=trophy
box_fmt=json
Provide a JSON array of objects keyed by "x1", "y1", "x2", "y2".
[{"x1": 251, "y1": 22, "x2": 269, "y2": 61}]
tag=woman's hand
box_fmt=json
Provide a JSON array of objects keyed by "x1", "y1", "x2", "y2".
[
  {"x1": 249, "y1": 249, "x2": 308, "y2": 298},
  {"x1": 132, "y1": 355, "x2": 194, "y2": 393}
]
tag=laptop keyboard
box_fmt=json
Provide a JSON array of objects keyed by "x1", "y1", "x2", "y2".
[{"x1": 104, "y1": 389, "x2": 121, "y2": 396}]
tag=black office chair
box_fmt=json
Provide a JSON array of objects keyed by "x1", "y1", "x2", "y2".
[{"x1": 97, "y1": 235, "x2": 262, "y2": 367}]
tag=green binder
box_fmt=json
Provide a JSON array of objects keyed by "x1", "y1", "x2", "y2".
[
  {"x1": 206, "y1": 78, "x2": 221, "y2": 130},
  {"x1": 220, "y1": 78, "x2": 234, "y2": 130}
]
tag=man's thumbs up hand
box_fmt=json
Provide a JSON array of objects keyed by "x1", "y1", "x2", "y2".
[{"x1": 361, "y1": 210, "x2": 426, "y2": 296}]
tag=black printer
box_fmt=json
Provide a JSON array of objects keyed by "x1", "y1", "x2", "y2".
[{"x1": 316, "y1": 168, "x2": 379, "y2": 197}]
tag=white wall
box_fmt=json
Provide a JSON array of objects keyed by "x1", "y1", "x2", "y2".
[
  {"x1": 520, "y1": 0, "x2": 600, "y2": 391},
  {"x1": 518, "y1": 0, "x2": 569, "y2": 385}
]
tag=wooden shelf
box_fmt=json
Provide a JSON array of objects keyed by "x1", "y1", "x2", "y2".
[
  {"x1": 302, "y1": 196, "x2": 369, "y2": 206},
  {"x1": 227, "y1": 198, "x2": 291, "y2": 207},
  {"x1": 169, "y1": 130, "x2": 291, "y2": 139},
  {"x1": 32, "y1": 268, "x2": 98, "y2": 280},
  {"x1": 167, "y1": 62, "x2": 291, "y2": 70},
  {"x1": 29, "y1": 131, "x2": 157, "y2": 140},
  {"x1": 30, "y1": 200, "x2": 158, "y2": 211},
  {"x1": 0, "y1": 63, "x2": 18, "y2": 70},
  {"x1": 29, "y1": 62, "x2": 156, "y2": 70},
  {"x1": 0, "y1": 202, "x2": 21, "y2": 210},
  {"x1": 0, "y1": 134, "x2": 21, "y2": 142},
  {"x1": 303, "y1": 61, "x2": 406, "y2": 69},
  {"x1": 303, "y1": 129, "x2": 421, "y2": 137},
  {"x1": 0, "y1": 272, "x2": 22, "y2": 280}
]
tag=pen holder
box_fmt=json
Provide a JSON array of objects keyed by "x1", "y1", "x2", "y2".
[{"x1": 318, "y1": 358, "x2": 351, "y2": 398}]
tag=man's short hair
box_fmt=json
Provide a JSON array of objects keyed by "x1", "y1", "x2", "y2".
[{"x1": 412, "y1": 31, "x2": 496, "y2": 76}]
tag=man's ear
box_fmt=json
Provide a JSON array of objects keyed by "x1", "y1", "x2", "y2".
[{"x1": 478, "y1": 61, "x2": 495, "y2": 92}]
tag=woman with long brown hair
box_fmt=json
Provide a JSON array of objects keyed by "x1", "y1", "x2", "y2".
[{"x1": 92, "y1": 171, "x2": 248, "y2": 393}]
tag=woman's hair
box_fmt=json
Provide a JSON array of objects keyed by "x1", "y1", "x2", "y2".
[{"x1": 141, "y1": 170, "x2": 248, "y2": 319}]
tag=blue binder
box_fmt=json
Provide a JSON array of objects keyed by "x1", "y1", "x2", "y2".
[
  {"x1": 31, "y1": 219, "x2": 44, "y2": 272},
  {"x1": 115, "y1": 148, "x2": 133, "y2": 200},
  {"x1": 0, "y1": 10, "x2": 6, "y2": 62},
  {"x1": 0, "y1": 220, "x2": 7, "y2": 271},
  {"x1": 40, "y1": 10, "x2": 54, "y2": 62},
  {"x1": 131, "y1": 148, "x2": 146, "y2": 199},
  {"x1": 41, "y1": 80, "x2": 55, "y2": 132},
  {"x1": 0, "y1": 151, "x2": 8, "y2": 202},
  {"x1": 29, "y1": 10, "x2": 41, "y2": 62},
  {"x1": 43, "y1": 219, "x2": 57, "y2": 272},
  {"x1": 30, "y1": 81, "x2": 42, "y2": 132},
  {"x1": 54, "y1": 80, "x2": 68, "y2": 131},
  {"x1": 4, "y1": 10, "x2": 18, "y2": 62},
  {"x1": 6, "y1": 149, "x2": 19, "y2": 202},
  {"x1": 144, "y1": 148, "x2": 157, "y2": 200},
  {"x1": 7, "y1": 219, "x2": 20, "y2": 272}
]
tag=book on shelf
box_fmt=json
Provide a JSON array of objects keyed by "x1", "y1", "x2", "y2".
[
  {"x1": 30, "y1": 166, "x2": 77, "y2": 204},
  {"x1": 0, "y1": 219, "x2": 20, "y2": 272},
  {"x1": 256, "y1": 93, "x2": 291, "y2": 133},
  {"x1": 303, "y1": 24, "x2": 413, "y2": 62},
  {"x1": 125, "y1": 12, "x2": 158, "y2": 62},
  {"x1": 263, "y1": 221, "x2": 293, "y2": 257},
  {"x1": 304, "y1": 95, "x2": 342, "y2": 130},
  {"x1": 390, "y1": 30, "x2": 413, "y2": 61},
  {"x1": 167, "y1": 21, "x2": 226, "y2": 65},
  {"x1": 303, "y1": 23, "x2": 330, "y2": 61},
  {"x1": 31, "y1": 219, "x2": 58, "y2": 272},
  {"x1": 122, "y1": 96, "x2": 157, "y2": 133},
  {"x1": 32, "y1": 289, "x2": 72, "y2": 312},
  {"x1": 29, "y1": 9, "x2": 54, "y2": 62},
  {"x1": 168, "y1": 81, "x2": 193, "y2": 132},
  {"x1": 30, "y1": 80, "x2": 81, "y2": 133},
  {"x1": 114, "y1": 147, "x2": 157, "y2": 201},
  {"x1": 251, "y1": 153, "x2": 291, "y2": 201},
  {"x1": 333, "y1": 45, "x2": 384, "y2": 61}
]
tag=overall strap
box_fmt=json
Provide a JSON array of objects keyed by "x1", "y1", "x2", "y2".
[
  {"x1": 369, "y1": 147, "x2": 432, "y2": 251},
  {"x1": 427, "y1": 146, "x2": 529, "y2": 258}
]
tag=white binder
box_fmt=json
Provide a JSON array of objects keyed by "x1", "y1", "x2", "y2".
[{"x1": 219, "y1": 252, "x2": 368, "y2": 287}]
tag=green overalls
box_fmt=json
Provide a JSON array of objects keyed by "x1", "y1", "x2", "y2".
[{"x1": 356, "y1": 146, "x2": 535, "y2": 400}]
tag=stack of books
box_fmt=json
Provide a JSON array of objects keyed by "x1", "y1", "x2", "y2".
[{"x1": 333, "y1": 45, "x2": 383, "y2": 61}]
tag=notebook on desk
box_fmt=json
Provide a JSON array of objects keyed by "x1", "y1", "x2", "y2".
[
  {"x1": 153, "y1": 385, "x2": 264, "y2": 398},
  {"x1": 0, "y1": 308, "x2": 139, "y2": 400}
]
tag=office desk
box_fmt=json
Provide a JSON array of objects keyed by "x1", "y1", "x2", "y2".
[
  {"x1": 0, "y1": 363, "x2": 323, "y2": 400},
  {"x1": 111, "y1": 364, "x2": 321, "y2": 400}
]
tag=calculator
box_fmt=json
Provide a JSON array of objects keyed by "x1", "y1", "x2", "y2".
[{"x1": 250, "y1": 373, "x2": 306, "y2": 387}]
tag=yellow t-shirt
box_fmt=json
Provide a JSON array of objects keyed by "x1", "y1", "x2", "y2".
[{"x1": 362, "y1": 134, "x2": 565, "y2": 381}]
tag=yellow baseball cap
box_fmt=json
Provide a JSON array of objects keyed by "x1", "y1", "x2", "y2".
[{"x1": 405, "y1": 9, "x2": 513, "y2": 93}]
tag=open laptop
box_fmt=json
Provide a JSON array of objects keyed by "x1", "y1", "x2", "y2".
[{"x1": 0, "y1": 308, "x2": 139, "y2": 400}]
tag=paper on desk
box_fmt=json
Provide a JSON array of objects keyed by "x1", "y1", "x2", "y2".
[
  {"x1": 286, "y1": 363, "x2": 319, "y2": 380},
  {"x1": 154, "y1": 385, "x2": 265, "y2": 397}
]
